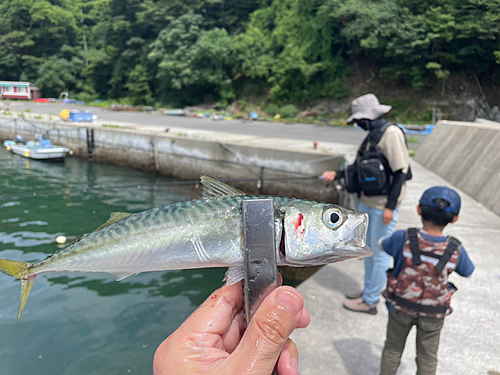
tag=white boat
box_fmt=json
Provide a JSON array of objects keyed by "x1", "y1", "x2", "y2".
[{"x1": 4, "y1": 135, "x2": 72, "y2": 160}]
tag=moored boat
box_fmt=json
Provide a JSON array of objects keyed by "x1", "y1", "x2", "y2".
[{"x1": 3, "y1": 135, "x2": 72, "y2": 161}]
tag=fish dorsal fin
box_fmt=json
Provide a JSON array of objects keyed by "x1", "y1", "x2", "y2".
[
  {"x1": 200, "y1": 176, "x2": 246, "y2": 199},
  {"x1": 94, "y1": 212, "x2": 133, "y2": 232}
]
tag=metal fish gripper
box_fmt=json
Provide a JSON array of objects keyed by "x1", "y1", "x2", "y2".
[{"x1": 242, "y1": 198, "x2": 279, "y2": 375}]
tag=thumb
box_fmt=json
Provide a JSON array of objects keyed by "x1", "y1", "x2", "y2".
[{"x1": 226, "y1": 286, "x2": 304, "y2": 374}]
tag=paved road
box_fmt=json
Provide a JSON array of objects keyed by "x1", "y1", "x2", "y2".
[
  {"x1": 0, "y1": 101, "x2": 365, "y2": 145},
  {"x1": 1, "y1": 101, "x2": 427, "y2": 149}
]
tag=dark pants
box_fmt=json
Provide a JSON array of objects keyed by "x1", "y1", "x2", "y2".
[{"x1": 380, "y1": 310, "x2": 445, "y2": 375}]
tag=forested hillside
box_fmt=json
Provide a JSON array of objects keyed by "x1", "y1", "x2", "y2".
[{"x1": 1, "y1": 0, "x2": 499, "y2": 109}]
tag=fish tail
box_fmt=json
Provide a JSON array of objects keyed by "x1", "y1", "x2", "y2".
[{"x1": 0, "y1": 258, "x2": 36, "y2": 320}]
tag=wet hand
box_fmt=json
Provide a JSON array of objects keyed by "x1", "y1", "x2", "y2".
[
  {"x1": 153, "y1": 281, "x2": 310, "y2": 375},
  {"x1": 322, "y1": 171, "x2": 337, "y2": 182},
  {"x1": 382, "y1": 208, "x2": 394, "y2": 225}
]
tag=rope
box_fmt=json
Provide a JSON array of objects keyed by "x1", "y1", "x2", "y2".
[{"x1": 0, "y1": 175, "x2": 324, "y2": 201}]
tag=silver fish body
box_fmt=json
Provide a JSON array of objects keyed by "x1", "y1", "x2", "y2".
[
  {"x1": 30, "y1": 195, "x2": 369, "y2": 278},
  {"x1": 0, "y1": 177, "x2": 370, "y2": 318}
]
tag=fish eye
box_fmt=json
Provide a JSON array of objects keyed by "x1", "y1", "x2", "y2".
[
  {"x1": 330, "y1": 212, "x2": 340, "y2": 223},
  {"x1": 323, "y1": 208, "x2": 343, "y2": 229}
]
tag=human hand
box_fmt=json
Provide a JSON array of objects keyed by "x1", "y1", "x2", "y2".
[
  {"x1": 382, "y1": 208, "x2": 394, "y2": 225},
  {"x1": 322, "y1": 171, "x2": 337, "y2": 182},
  {"x1": 153, "y1": 281, "x2": 310, "y2": 375}
]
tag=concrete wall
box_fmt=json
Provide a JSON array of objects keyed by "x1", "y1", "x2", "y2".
[
  {"x1": 0, "y1": 116, "x2": 346, "y2": 202},
  {"x1": 415, "y1": 120, "x2": 500, "y2": 215}
]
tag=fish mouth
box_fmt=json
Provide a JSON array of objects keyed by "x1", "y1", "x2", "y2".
[
  {"x1": 335, "y1": 213, "x2": 371, "y2": 257},
  {"x1": 347, "y1": 214, "x2": 368, "y2": 245},
  {"x1": 278, "y1": 214, "x2": 371, "y2": 264}
]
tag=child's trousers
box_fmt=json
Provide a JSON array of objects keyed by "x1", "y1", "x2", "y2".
[{"x1": 380, "y1": 310, "x2": 445, "y2": 375}]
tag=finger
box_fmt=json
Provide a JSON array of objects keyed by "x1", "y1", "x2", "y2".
[
  {"x1": 277, "y1": 339, "x2": 299, "y2": 375},
  {"x1": 176, "y1": 281, "x2": 243, "y2": 336},
  {"x1": 226, "y1": 286, "x2": 304, "y2": 374},
  {"x1": 277, "y1": 273, "x2": 308, "y2": 329},
  {"x1": 321, "y1": 172, "x2": 332, "y2": 181},
  {"x1": 221, "y1": 309, "x2": 245, "y2": 354},
  {"x1": 297, "y1": 307, "x2": 310, "y2": 329}
]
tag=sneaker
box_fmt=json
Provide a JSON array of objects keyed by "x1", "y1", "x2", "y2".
[
  {"x1": 345, "y1": 291, "x2": 364, "y2": 300},
  {"x1": 343, "y1": 297, "x2": 378, "y2": 315}
]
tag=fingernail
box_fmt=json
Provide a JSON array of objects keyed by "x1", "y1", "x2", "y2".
[{"x1": 276, "y1": 290, "x2": 302, "y2": 314}]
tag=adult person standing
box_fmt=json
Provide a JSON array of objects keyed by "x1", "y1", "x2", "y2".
[{"x1": 323, "y1": 93, "x2": 410, "y2": 315}]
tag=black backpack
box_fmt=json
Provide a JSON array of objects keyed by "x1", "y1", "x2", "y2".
[{"x1": 344, "y1": 123, "x2": 412, "y2": 196}]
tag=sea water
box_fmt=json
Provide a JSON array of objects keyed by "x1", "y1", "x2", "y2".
[{"x1": 0, "y1": 148, "x2": 225, "y2": 375}]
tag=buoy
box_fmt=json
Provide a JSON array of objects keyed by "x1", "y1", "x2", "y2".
[
  {"x1": 56, "y1": 236, "x2": 67, "y2": 244},
  {"x1": 60, "y1": 109, "x2": 70, "y2": 120}
]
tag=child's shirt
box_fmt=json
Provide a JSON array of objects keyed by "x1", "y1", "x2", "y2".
[{"x1": 380, "y1": 229, "x2": 475, "y2": 313}]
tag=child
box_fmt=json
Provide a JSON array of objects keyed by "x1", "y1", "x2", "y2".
[{"x1": 379, "y1": 186, "x2": 475, "y2": 375}]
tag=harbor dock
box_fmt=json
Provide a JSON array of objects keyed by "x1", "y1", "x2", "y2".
[
  {"x1": 1, "y1": 109, "x2": 499, "y2": 375},
  {"x1": 292, "y1": 160, "x2": 500, "y2": 375}
]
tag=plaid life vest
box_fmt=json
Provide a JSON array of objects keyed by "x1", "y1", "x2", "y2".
[{"x1": 383, "y1": 228, "x2": 462, "y2": 319}]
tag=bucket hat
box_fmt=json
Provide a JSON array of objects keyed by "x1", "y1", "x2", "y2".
[{"x1": 346, "y1": 94, "x2": 392, "y2": 124}]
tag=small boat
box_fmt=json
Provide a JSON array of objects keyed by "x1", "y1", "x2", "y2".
[
  {"x1": 3, "y1": 135, "x2": 72, "y2": 161},
  {"x1": 164, "y1": 109, "x2": 188, "y2": 116}
]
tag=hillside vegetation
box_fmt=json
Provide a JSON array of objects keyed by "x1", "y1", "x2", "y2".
[{"x1": 1, "y1": 0, "x2": 499, "y2": 111}]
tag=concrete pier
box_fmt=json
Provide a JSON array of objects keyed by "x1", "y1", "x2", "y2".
[
  {"x1": 0, "y1": 115, "x2": 357, "y2": 202},
  {"x1": 415, "y1": 120, "x2": 500, "y2": 216},
  {"x1": 1, "y1": 111, "x2": 498, "y2": 374},
  {"x1": 292, "y1": 160, "x2": 500, "y2": 375}
]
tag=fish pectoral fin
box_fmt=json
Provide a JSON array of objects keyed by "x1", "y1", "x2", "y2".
[
  {"x1": 200, "y1": 176, "x2": 246, "y2": 199},
  {"x1": 113, "y1": 272, "x2": 135, "y2": 281},
  {"x1": 94, "y1": 212, "x2": 133, "y2": 232},
  {"x1": 224, "y1": 266, "x2": 244, "y2": 285}
]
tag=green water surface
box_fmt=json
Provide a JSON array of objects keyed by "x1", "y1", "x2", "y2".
[{"x1": 0, "y1": 148, "x2": 226, "y2": 375}]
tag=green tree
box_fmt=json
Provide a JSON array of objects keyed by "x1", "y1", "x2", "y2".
[
  {"x1": 149, "y1": 13, "x2": 235, "y2": 105},
  {"x1": 0, "y1": 0, "x2": 80, "y2": 80},
  {"x1": 125, "y1": 64, "x2": 153, "y2": 105},
  {"x1": 2, "y1": 0, "x2": 500, "y2": 106},
  {"x1": 36, "y1": 57, "x2": 83, "y2": 97},
  {"x1": 233, "y1": 0, "x2": 349, "y2": 103}
]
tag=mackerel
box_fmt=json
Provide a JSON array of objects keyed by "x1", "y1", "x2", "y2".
[{"x1": 0, "y1": 176, "x2": 370, "y2": 319}]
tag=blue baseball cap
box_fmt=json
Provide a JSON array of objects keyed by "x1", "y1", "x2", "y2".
[{"x1": 419, "y1": 186, "x2": 461, "y2": 214}]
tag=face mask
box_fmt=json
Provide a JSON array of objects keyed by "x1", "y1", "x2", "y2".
[{"x1": 357, "y1": 119, "x2": 370, "y2": 130}]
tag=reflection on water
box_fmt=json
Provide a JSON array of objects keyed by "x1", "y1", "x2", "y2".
[
  {"x1": 46, "y1": 268, "x2": 222, "y2": 306},
  {"x1": 0, "y1": 149, "x2": 225, "y2": 375}
]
